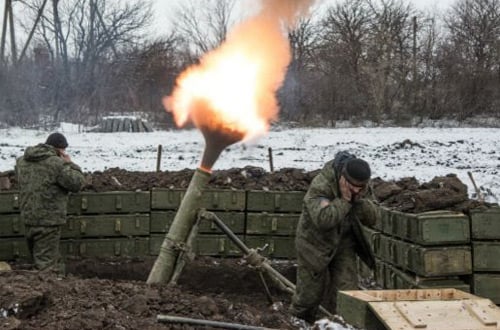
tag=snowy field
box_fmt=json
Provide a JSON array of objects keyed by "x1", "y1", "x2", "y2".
[{"x1": 0, "y1": 125, "x2": 499, "y2": 202}]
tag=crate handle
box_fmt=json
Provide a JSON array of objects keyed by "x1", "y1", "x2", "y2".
[
  {"x1": 79, "y1": 242, "x2": 86, "y2": 255},
  {"x1": 114, "y1": 242, "x2": 121, "y2": 256},
  {"x1": 81, "y1": 196, "x2": 88, "y2": 210},
  {"x1": 80, "y1": 220, "x2": 86, "y2": 234},
  {"x1": 115, "y1": 196, "x2": 122, "y2": 210},
  {"x1": 13, "y1": 194, "x2": 19, "y2": 209},
  {"x1": 274, "y1": 195, "x2": 281, "y2": 210},
  {"x1": 212, "y1": 192, "x2": 219, "y2": 208},
  {"x1": 218, "y1": 238, "x2": 225, "y2": 253},
  {"x1": 115, "y1": 219, "x2": 121, "y2": 233},
  {"x1": 271, "y1": 217, "x2": 278, "y2": 232},
  {"x1": 12, "y1": 216, "x2": 20, "y2": 233}
]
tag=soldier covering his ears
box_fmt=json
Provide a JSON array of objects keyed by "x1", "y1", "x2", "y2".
[
  {"x1": 289, "y1": 151, "x2": 380, "y2": 323},
  {"x1": 16, "y1": 132, "x2": 84, "y2": 274}
]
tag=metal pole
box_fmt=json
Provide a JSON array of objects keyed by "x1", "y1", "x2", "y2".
[
  {"x1": 156, "y1": 144, "x2": 162, "y2": 172},
  {"x1": 268, "y1": 147, "x2": 274, "y2": 173},
  {"x1": 467, "y1": 171, "x2": 484, "y2": 202},
  {"x1": 157, "y1": 315, "x2": 278, "y2": 330}
]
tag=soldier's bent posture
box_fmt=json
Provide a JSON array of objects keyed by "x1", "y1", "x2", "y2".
[
  {"x1": 289, "y1": 152, "x2": 380, "y2": 323},
  {"x1": 16, "y1": 132, "x2": 84, "y2": 273}
]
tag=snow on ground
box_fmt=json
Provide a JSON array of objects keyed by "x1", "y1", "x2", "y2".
[{"x1": 0, "y1": 125, "x2": 499, "y2": 202}]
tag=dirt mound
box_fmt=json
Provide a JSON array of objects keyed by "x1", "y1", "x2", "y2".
[
  {"x1": 2, "y1": 167, "x2": 485, "y2": 213},
  {"x1": 1, "y1": 257, "x2": 297, "y2": 330}
]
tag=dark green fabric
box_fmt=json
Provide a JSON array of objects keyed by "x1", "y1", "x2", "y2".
[
  {"x1": 25, "y1": 225, "x2": 64, "y2": 273},
  {"x1": 16, "y1": 143, "x2": 84, "y2": 226},
  {"x1": 290, "y1": 160, "x2": 380, "y2": 321}
]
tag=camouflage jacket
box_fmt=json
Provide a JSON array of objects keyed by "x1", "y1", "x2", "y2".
[
  {"x1": 16, "y1": 144, "x2": 84, "y2": 226},
  {"x1": 295, "y1": 159, "x2": 380, "y2": 273}
]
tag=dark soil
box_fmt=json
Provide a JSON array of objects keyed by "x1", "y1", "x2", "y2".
[
  {"x1": 1, "y1": 166, "x2": 486, "y2": 213},
  {"x1": 1, "y1": 257, "x2": 297, "y2": 330}
]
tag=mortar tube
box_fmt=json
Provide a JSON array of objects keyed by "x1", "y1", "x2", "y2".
[{"x1": 147, "y1": 168, "x2": 211, "y2": 285}]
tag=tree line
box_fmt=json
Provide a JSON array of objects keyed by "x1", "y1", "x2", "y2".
[{"x1": 0, "y1": 0, "x2": 499, "y2": 128}]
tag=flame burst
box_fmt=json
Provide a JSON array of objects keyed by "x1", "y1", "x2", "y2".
[{"x1": 164, "y1": 0, "x2": 316, "y2": 142}]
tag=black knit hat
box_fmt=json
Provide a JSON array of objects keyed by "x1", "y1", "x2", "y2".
[
  {"x1": 342, "y1": 158, "x2": 371, "y2": 187},
  {"x1": 45, "y1": 132, "x2": 68, "y2": 149}
]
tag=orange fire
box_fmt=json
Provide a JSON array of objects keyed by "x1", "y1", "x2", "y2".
[{"x1": 163, "y1": 0, "x2": 316, "y2": 170}]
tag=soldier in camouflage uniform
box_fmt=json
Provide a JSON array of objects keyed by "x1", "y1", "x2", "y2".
[
  {"x1": 16, "y1": 132, "x2": 84, "y2": 273},
  {"x1": 290, "y1": 152, "x2": 380, "y2": 323}
]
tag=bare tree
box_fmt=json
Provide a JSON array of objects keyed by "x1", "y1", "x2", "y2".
[
  {"x1": 441, "y1": 0, "x2": 500, "y2": 117},
  {"x1": 316, "y1": 0, "x2": 372, "y2": 120},
  {"x1": 174, "y1": 0, "x2": 237, "y2": 58},
  {"x1": 280, "y1": 15, "x2": 322, "y2": 121}
]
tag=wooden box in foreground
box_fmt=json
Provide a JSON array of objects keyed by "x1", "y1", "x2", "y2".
[{"x1": 337, "y1": 289, "x2": 500, "y2": 330}]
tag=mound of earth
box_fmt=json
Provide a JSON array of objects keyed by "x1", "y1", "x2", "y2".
[
  {"x1": 1, "y1": 167, "x2": 486, "y2": 213},
  {"x1": 1, "y1": 257, "x2": 299, "y2": 330}
]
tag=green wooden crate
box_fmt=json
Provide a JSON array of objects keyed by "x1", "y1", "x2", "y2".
[
  {"x1": 0, "y1": 191, "x2": 20, "y2": 214},
  {"x1": 0, "y1": 213, "x2": 24, "y2": 237},
  {"x1": 473, "y1": 241, "x2": 500, "y2": 271},
  {"x1": 386, "y1": 210, "x2": 470, "y2": 245},
  {"x1": 337, "y1": 291, "x2": 386, "y2": 330},
  {"x1": 374, "y1": 259, "x2": 386, "y2": 288},
  {"x1": 68, "y1": 191, "x2": 150, "y2": 215},
  {"x1": 63, "y1": 214, "x2": 150, "y2": 238},
  {"x1": 377, "y1": 234, "x2": 472, "y2": 277},
  {"x1": 375, "y1": 207, "x2": 390, "y2": 231},
  {"x1": 396, "y1": 239, "x2": 471, "y2": 277},
  {"x1": 472, "y1": 273, "x2": 500, "y2": 304},
  {"x1": 195, "y1": 235, "x2": 243, "y2": 257},
  {"x1": 245, "y1": 235, "x2": 296, "y2": 259},
  {"x1": 0, "y1": 238, "x2": 29, "y2": 260},
  {"x1": 149, "y1": 234, "x2": 243, "y2": 257},
  {"x1": 151, "y1": 188, "x2": 246, "y2": 211},
  {"x1": 150, "y1": 189, "x2": 184, "y2": 210},
  {"x1": 246, "y1": 191, "x2": 304, "y2": 213},
  {"x1": 149, "y1": 211, "x2": 245, "y2": 234},
  {"x1": 384, "y1": 261, "x2": 470, "y2": 292},
  {"x1": 470, "y1": 206, "x2": 500, "y2": 240},
  {"x1": 375, "y1": 234, "x2": 394, "y2": 262},
  {"x1": 246, "y1": 212, "x2": 299, "y2": 236},
  {"x1": 63, "y1": 238, "x2": 149, "y2": 257},
  {"x1": 361, "y1": 225, "x2": 380, "y2": 255}
]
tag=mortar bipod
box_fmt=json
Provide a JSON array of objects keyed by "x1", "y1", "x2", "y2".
[{"x1": 197, "y1": 209, "x2": 341, "y2": 323}]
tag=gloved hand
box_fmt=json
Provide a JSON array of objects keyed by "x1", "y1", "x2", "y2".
[{"x1": 351, "y1": 199, "x2": 380, "y2": 227}]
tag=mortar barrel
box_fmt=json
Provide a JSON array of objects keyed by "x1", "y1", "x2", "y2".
[{"x1": 147, "y1": 168, "x2": 211, "y2": 285}]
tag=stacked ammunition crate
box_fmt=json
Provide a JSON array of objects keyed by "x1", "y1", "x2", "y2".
[
  {"x1": 370, "y1": 208, "x2": 472, "y2": 292},
  {"x1": 2, "y1": 188, "x2": 499, "y2": 305},
  {"x1": 63, "y1": 191, "x2": 151, "y2": 257},
  {"x1": 0, "y1": 191, "x2": 152, "y2": 259},
  {"x1": 469, "y1": 206, "x2": 500, "y2": 304},
  {"x1": 0, "y1": 191, "x2": 25, "y2": 260},
  {"x1": 149, "y1": 188, "x2": 246, "y2": 257},
  {"x1": 244, "y1": 190, "x2": 303, "y2": 259}
]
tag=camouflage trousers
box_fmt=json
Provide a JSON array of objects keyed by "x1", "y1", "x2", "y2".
[
  {"x1": 25, "y1": 225, "x2": 65, "y2": 274},
  {"x1": 289, "y1": 236, "x2": 358, "y2": 323}
]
